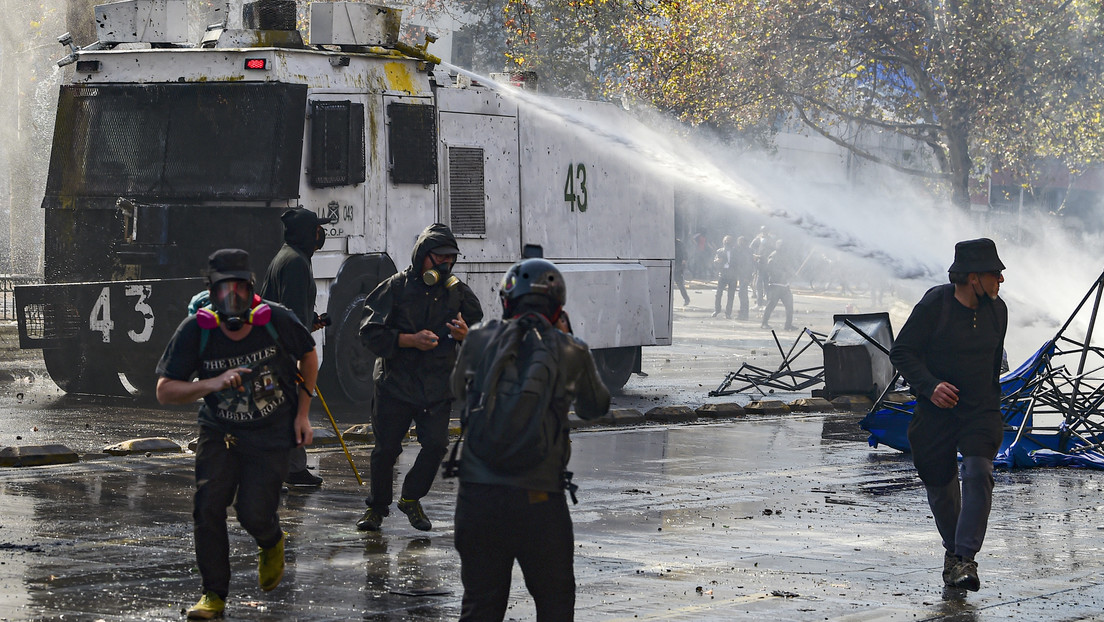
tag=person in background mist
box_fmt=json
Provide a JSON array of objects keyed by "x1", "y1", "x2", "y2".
[
  {"x1": 674, "y1": 238, "x2": 691, "y2": 306},
  {"x1": 734, "y1": 236, "x2": 754, "y2": 321},
  {"x1": 749, "y1": 226, "x2": 773, "y2": 306},
  {"x1": 712, "y1": 235, "x2": 740, "y2": 318},
  {"x1": 889, "y1": 238, "x2": 1007, "y2": 593},
  {"x1": 258, "y1": 207, "x2": 335, "y2": 488},
  {"x1": 691, "y1": 231, "x2": 711, "y2": 278},
  {"x1": 759, "y1": 238, "x2": 794, "y2": 330}
]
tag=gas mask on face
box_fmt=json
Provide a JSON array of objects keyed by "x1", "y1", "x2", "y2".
[
  {"x1": 198, "y1": 280, "x2": 271, "y2": 331},
  {"x1": 423, "y1": 256, "x2": 460, "y2": 288}
]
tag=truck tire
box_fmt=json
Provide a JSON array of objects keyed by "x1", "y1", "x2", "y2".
[
  {"x1": 121, "y1": 353, "x2": 162, "y2": 399},
  {"x1": 593, "y1": 346, "x2": 639, "y2": 393},
  {"x1": 321, "y1": 293, "x2": 377, "y2": 409},
  {"x1": 319, "y1": 254, "x2": 395, "y2": 408},
  {"x1": 43, "y1": 345, "x2": 129, "y2": 396}
]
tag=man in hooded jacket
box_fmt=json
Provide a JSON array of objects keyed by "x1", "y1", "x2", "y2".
[
  {"x1": 356, "y1": 223, "x2": 484, "y2": 532},
  {"x1": 259, "y1": 207, "x2": 335, "y2": 487}
]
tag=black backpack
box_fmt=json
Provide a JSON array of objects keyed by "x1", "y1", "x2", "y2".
[{"x1": 446, "y1": 314, "x2": 561, "y2": 474}]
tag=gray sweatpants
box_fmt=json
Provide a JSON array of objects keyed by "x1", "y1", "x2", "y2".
[{"x1": 924, "y1": 456, "x2": 994, "y2": 560}]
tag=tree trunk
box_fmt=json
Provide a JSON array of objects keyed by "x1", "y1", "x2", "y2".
[{"x1": 944, "y1": 110, "x2": 972, "y2": 210}]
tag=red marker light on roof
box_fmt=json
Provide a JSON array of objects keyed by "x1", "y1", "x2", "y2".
[{"x1": 245, "y1": 58, "x2": 267, "y2": 70}]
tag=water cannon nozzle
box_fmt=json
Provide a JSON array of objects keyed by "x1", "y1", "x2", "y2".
[{"x1": 56, "y1": 31, "x2": 81, "y2": 67}]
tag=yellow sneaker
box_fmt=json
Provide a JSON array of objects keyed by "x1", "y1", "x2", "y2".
[
  {"x1": 186, "y1": 591, "x2": 225, "y2": 619},
  {"x1": 258, "y1": 533, "x2": 285, "y2": 591}
]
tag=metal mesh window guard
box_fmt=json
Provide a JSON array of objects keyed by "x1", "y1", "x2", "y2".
[
  {"x1": 448, "y1": 147, "x2": 485, "y2": 235},
  {"x1": 387, "y1": 103, "x2": 437, "y2": 185}
]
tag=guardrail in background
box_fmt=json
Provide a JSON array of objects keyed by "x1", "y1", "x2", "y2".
[{"x1": 0, "y1": 275, "x2": 43, "y2": 322}]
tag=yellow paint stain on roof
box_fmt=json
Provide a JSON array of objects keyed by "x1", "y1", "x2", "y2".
[{"x1": 383, "y1": 62, "x2": 415, "y2": 94}]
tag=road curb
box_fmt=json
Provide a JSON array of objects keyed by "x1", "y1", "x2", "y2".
[
  {"x1": 0, "y1": 444, "x2": 79, "y2": 467},
  {"x1": 104, "y1": 437, "x2": 182, "y2": 456}
]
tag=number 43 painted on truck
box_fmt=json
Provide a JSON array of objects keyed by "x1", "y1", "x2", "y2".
[{"x1": 564, "y1": 162, "x2": 588, "y2": 212}]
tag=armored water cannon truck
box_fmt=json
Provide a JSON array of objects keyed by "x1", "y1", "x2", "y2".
[{"x1": 15, "y1": 0, "x2": 675, "y2": 403}]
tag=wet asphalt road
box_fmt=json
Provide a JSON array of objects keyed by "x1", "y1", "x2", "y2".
[{"x1": 4, "y1": 285, "x2": 1104, "y2": 620}]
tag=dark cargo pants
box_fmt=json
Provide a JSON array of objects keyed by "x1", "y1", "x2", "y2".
[
  {"x1": 366, "y1": 393, "x2": 451, "y2": 511},
  {"x1": 455, "y1": 482, "x2": 576, "y2": 621},
  {"x1": 193, "y1": 427, "x2": 288, "y2": 599}
]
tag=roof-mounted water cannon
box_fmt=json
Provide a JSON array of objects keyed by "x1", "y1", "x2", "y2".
[
  {"x1": 489, "y1": 71, "x2": 540, "y2": 91},
  {"x1": 213, "y1": 0, "x2": 304, "y2": 48},
  {"x1": 394, "y1": 32, "x2": 442, "y2": 67},
  {"x1": 56, "y1": 32, "x2": 80, "y2": 67},
  {"x1": 309, "y1": 2, "x2": 440, "y2": 66}
]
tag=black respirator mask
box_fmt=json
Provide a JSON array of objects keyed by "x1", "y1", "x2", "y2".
[
  {"x1": 315, "y1": 227, "x2": 327, "y2": 251},
  {"x1": 423, "y1": 257, "x2": 459, "y2": 288}
]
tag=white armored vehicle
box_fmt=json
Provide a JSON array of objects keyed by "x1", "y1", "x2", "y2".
[{"x1": 15, "y1": 0, "x2": 674, "y2": 403}]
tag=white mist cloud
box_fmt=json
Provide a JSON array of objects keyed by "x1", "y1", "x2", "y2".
[{"x1": 442, "y1": 64, "x2": 1100, "y2": 367}]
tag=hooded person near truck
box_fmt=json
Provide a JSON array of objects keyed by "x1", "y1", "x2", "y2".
[
  {"x1": 355, "y1": 223, "x2": 484, "y2": 532},
  {"x1": 259, "y1": 206, "x2": 335, "y2": 488}
]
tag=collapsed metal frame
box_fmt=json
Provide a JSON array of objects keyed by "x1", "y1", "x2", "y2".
[
  {"x1": 1005, "y1": 268, "x2": 1104, "y2": 456},
  {"x1": 867, "y1": 268, "x2": 1104, "y2": 461},
  {"x1": 709, "y1": 328, "x2": 827, "y2": 397}
]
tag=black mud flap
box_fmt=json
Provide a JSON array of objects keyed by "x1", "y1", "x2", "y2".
[{"x1": 16, "y1": 278, "x2": 204, "y2": 396}]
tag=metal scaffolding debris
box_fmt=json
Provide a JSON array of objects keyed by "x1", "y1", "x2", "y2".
[{"x1": 709, "y1": 328, "x2": 826, "y2": 397}]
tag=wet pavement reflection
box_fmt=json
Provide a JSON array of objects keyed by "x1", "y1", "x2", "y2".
[{"x1": 4, "y1": 412, "x2": 1104, "y2": 620}]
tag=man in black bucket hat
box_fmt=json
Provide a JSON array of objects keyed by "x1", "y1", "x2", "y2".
[{"x1": 890, "y1": 238, "x2": 1008, "y2": 593}]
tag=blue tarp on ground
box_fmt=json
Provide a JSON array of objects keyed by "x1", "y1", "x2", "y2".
[{"x1": 857, "y1": 341, "x2": 1104, "y2": 470}]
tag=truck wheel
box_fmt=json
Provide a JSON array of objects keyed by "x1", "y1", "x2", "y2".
[
  {"x1": 321, "y1": 294, "x2": 377, "y2": 409},
  {"x1": 43, "y1": 345, "x2": 129, "y2": 396},
  {"x1": 121, "y1": 354, "x2": 161, "y2": 399},
  {"x1": 593, "y1": 346, "x2": 638, "y2": 393}
]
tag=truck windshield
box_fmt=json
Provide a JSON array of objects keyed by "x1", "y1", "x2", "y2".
[{"x1": 44, "y1": 82, "x2": 307, "y2": 202}]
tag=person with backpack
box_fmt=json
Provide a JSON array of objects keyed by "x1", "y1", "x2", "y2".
[
  {"x1": 355, "y1": 223, "x2": 484, "y2": 532},
  {"x1": 889, "y1": 238, "x2": 1008, "y2": 592},
  {"x1": 155, "y1": 249, "x2": 318, "y2": 619},
  {"x1": 258, "y1": 206, "x2": 335, "y2": 488},
  {"x1": 449, "y1": 257, "x2": 610, "y2": 621}
]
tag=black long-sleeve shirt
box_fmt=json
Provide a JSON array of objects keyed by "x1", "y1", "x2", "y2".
[
  {"x1": 359, "y1": 225, "x2": 484, "y2": 406},
  {"x1": 890, "y1": 284, "x2": 1007, "y2": 414}
]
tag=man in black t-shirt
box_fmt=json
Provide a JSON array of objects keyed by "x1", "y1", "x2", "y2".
[
  {"x1": 890, "y1": 238, "x2": 1008, "y2": 593},
  {"x1": 156, "y1": 249, "x2": 318, "y2": 620}
]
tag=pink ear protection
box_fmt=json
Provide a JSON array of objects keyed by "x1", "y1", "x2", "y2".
[{"x1": 197, "y1": 294, "x2": 271, "y2": 329}]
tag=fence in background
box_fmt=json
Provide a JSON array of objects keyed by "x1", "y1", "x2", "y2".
[{"x1": 0, "y1": 275, "x2": 42, "y2": 322}]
